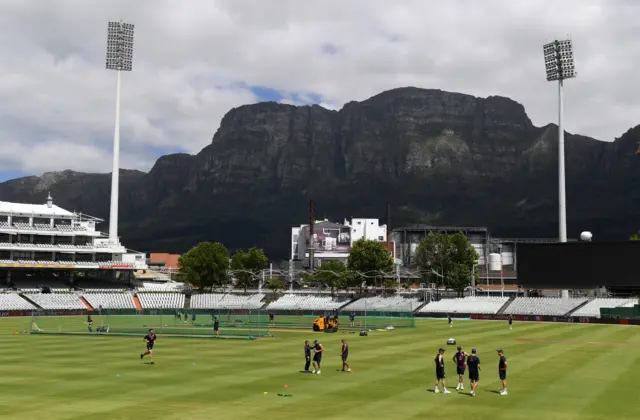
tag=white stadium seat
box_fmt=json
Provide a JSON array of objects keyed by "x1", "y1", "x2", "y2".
[
  {"x1": 266, "y1": 294, "x2": 344, "y2": 311},
  {"x1": 571, "y1": 298, "x2": 636, "y2": 318},
  {"x1": 137, "y1": 292, "x2": 185, "y2": 309},
  {"x1": 418, "y1": 297, "x2": 509, "y2": 314},
  {"x1": 342, "y1": 296, "x2": 421, "y2": 312},
  {"x1": 191, "y1": 293, "x2": 265, "y2": 310},
  {"x1": 503, "y1": 297, "x2": 587, "y2": 316},
  {"x1": 25, "y1": 293, "x2": 86, "y2": 310},
  {"x1": 0, "y1": 293, "x2": 36, "y2": 310},
  {"x1": 82, "y1": 292, "x2": 136, "y2": 309}
]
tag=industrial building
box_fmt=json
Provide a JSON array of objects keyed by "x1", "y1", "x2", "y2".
[
  {"x1": 290, "y1": 218, "x2": 390, "y2": 268},
  {"x1": 391, "y1": 225, "x2": 560, "y2": 288}
]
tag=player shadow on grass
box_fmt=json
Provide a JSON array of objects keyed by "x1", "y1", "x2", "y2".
[{"x1": 485, "y1": 389, "x2": 502, "y2": 394}]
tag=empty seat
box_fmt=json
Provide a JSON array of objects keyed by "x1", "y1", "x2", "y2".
[
  {"x1": 266, "y1": 294, "x2": 345, "y2": 311},
  {"x1": 82, "y1": 292, "x2": 136, "y2": 309},
  {"x1": 0, "y1": 293, "x2": 36, "y2": 310},
  {"x1": 571, "y1": 298, "x2": 636, "y2": 318},
  {"x1": 137, "y1": 292, "x2": 185, "y2": 309},
  {"x1": 503, "y1": 297, "x2": 587, "y2": 316},
  {"x1": 418, "y1": 297, "x2": 509, "y2": 315},
  {"x1": 191, "y1": 293, "x2": 265, "y2": 310},
  {"x1": 25, "y1": 293, "x2": 86, "y2": 310},
  {"x1": 342, "y1": 296, "x2": 421, "y2": 312}
]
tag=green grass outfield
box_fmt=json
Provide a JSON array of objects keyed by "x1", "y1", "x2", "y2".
[{"x1": 0, "y1": 317, "x2": 638, "y2": 420}]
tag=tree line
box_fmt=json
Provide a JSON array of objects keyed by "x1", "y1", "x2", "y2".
[{"x1": 177, "y1": 232, "x2": 478, "y2": 296}]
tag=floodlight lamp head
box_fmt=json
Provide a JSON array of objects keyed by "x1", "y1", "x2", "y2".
[
  {"x1": 106, "y1": 21, "x2": 135, "y2": 72},
  {"x1": 543, "y1": 39, "x2": 576, "y2": 82}
]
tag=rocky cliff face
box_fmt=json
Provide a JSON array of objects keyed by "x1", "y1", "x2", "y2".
[{"x1": 1, "y1": 87, "x2": 639, "y2": 258}]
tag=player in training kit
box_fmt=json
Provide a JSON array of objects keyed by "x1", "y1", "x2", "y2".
[
  {"x1": 140, "y1": 328, "x2": 157, "y2": 364},
  {"x1": 453, "y1": 346, "x2": 467, "y2": 391},
  {"x1": 508, "y1": 315, "x2": 513, "y2": 330},
  {"x1": 497, "y1": 349, "x2": 508, "y2": 395},
  {"x1": 341, "y1": 339, "x2": 351, "y2": 372},
  {"x1": 312, "y1": 340, "x2": 323, "y2": 374},
  {"x1": 304, "y1": 340, "x2": 311, "y2": 373},
  {"x1": 434, "y1": 348, "x2": 451, "y2": 394},
  {"x1": 467, "y1": 349, "x2": 481, "y2": 396},
  {"x1": 213, "y1": 317, "x2": 220, "y2": 336},
  {"x1": 448, "y1": 315, "x2": 453, "y2": 328}
]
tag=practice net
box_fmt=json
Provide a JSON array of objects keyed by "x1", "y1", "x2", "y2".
[
  {"x1": 262, "y1": 296, "x2": 417, "y2": 331},
  {"x1": 30, "y1": 308, "x2": 270, "y2": 340}
]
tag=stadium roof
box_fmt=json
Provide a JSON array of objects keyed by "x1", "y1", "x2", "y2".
[
  {"x1": 0, "y1": 200, "x2": 74, "y2": 217},
  {"x1": 393, "y1": 225, "x2": 489, "y2": 233}
]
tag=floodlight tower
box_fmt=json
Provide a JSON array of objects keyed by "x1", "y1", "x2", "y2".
[
  {"x1": 105, "y1": 21, "x2": 135, "y2": 243},
  {"x1": 543, "y1": 39, "x2": 576, "y2": 244}
]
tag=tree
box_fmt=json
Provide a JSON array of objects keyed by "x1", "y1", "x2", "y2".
[
  {"x1": 315, "y1": 260, "x2": 349, "y2": 297},
  {"x1": 178, "y1": 242, "x2": 229, "y2": 292},
  {"x1": 347, "y1": 239, "x2": 394, "y2": 288},
  {"x1": 230, "y1": 247, "x2": 268, "y2": 292},
  {"x1": 266, "y1": 278, "x2": 285, "y2": 299},
  {"x1": 414, "y1": 232, "x2": 479, "y2": 296}
]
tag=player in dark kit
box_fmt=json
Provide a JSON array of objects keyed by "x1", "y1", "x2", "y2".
[
  {"x1": 448, "y1": 315, "x2": 453, "y2": 328},
  {"x1": 508, "y1": 315, "x2": 513, "y2": 330},
  {"x1": 467, "y1": 349, "x2": 481, "y2": 396},
  {"x1": 213, "y1": 317, "x2": 220, "y2": 336},
  {"x1": 340, "y1": 339, "x2": 351, "y2": 372},
  {"x1": 141, "y1": 329, "x2": 157, "y2": 364},
  {"x1": 312, "y1": 340, "x2": 323, "y2": 374},
  {"x1": 497, "y1": 349, "x2": 508, "y2": 395},
  {"x1": 453, "y1": 346, "x2": 467, "y2": 391},
  {"x1": 434, "y1": 348, "x2": 451, "y2": 394},
  {"x1": 304, "y1": 340, "x2": 312, "y2": 373}
]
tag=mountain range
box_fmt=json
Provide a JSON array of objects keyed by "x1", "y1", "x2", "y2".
[{"x1": 2, "y1": 87, "x2": 639, "y2": 260}]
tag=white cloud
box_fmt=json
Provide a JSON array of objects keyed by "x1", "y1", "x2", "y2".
[{"x1": 0, "y1": 0, "x2": 638, "y2": 176}]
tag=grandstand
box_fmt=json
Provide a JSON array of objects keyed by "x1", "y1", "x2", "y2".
[
  {"x1": 570, "y1": 298, "x2": 636, "y2": 318},
  {"x1": 342, "y1": 295, "x2": 421, "y2": 312},
  {"x1": 23, "y1": 293, "x2": 86, "y2": 310},
  {"x1": 418, "y1": 296, "x2": 509, "y2": 315},
  {"x1": 0, "y1": 293, "x2": 36, "y2": 310},
  {"x1": 0, "y1": 197, "x2": 146, "y2": 303},
  {"x1": 503, "y1": 297, "x2": 587, "y2": 316},
  {"x1": 82, "y1": 292, "x2": 136, "y2": 309},
  {"x1": 191, "y1": 293, "x2": 265, "y2": 310},
  {"x1": 136, "y1": 292, "x2": 185, "y2": 309},
  {"x1": 266, "y1": 294, "x2": 343, "y2": 311}
]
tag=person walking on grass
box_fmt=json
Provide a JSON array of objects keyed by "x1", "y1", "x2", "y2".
[
  {"x1": 312, "y1": 340, "x2": 323, "y2": 374},
  {"x1": 508, "y1": 315, "x2": 513, "y2": 330},
  {"x1": 434, "y1": 348, "x2": 451, "y2": 394},
  {"x1": 140, "y1": 328, "x2": 157, "y2": 364},
  {"x1": 448, "y1": 315, "x2": 453, "y2": 328},
  {"x1": 467, "y1": 349, "x2": 481, "y2": 396},
  {"x1": 340, "y1": 339, "x2": 351, "y2": 372},
  {"x1": 497, "y1": 349, "x2": 508, "y2": 395}
]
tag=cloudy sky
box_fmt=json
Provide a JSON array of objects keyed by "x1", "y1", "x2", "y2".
[{"x1": 0, "y1": 0, "x2": 638, "y2": 181}]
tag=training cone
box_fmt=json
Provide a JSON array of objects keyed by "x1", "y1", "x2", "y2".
[
  {"x1": 264, "y1": 392, "x2": 268, "y2": 395},
  {"x1": 284, "y1": 385, "x2": 288, "y2": 388}
]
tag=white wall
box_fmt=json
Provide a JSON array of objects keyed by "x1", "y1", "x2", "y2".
[
  {"x1": 351, "y1": 218, "x2": 386, "y2": 243},
  {"x1": 122, "y1": 253, "x2": 148, "y2": 269},
  {"x1": 291, "y1": 227, "x2": 300, "y2": 260}
]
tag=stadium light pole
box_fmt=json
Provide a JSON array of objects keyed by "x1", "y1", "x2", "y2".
[
  {"x1": 106, "y1": 21, "x2": 135, "y2": 243},
  {"x1": 543, "y1": 39, "x2": 576, "y2": 244}
]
